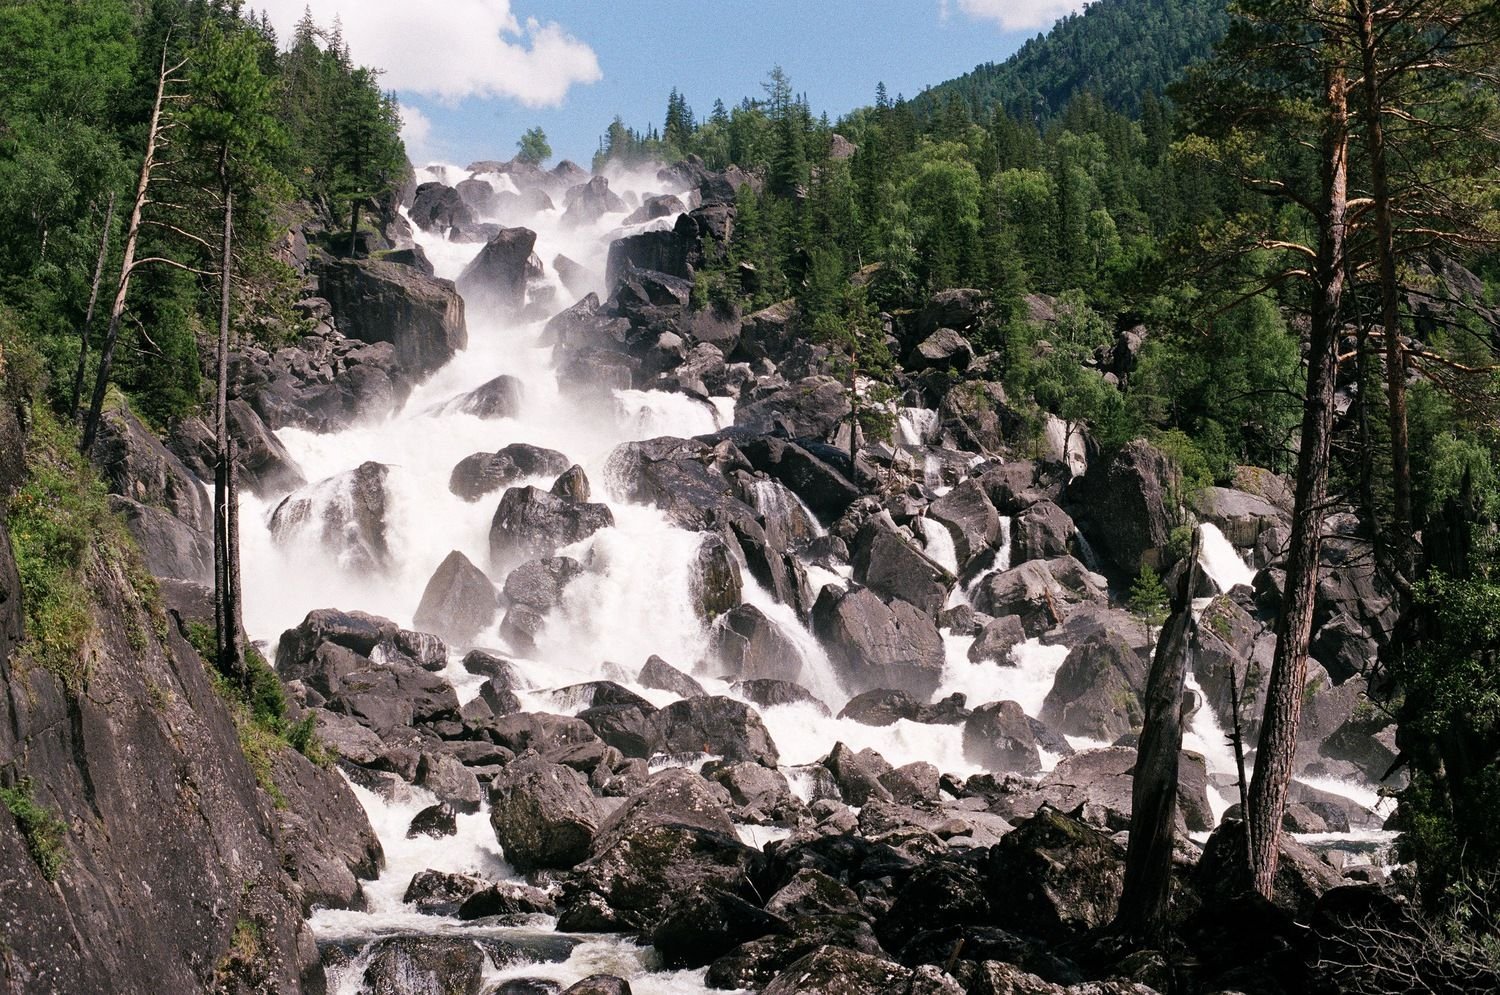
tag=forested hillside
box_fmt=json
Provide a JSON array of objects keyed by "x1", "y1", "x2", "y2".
[{"x1": 914, "y1": 0, "x2": 1231, "y2": 123}]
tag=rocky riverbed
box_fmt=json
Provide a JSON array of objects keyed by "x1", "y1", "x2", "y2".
[{"x1": 92, "y1": 154, "x2": 1400, "y2": 994}]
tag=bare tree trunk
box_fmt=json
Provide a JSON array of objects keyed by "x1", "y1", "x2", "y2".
[
  {"x1": 214, "y1": 172, "x2": 246, "y2": 685},
  {"x1": 80, "y1": 45, "x2": 180, "y2": 455},
  {"x1": 70, "y1": 192, "x2": 117, "y2": 420},
  {"x1": 1355, "y1": 0, "x2": 1413, "y2": 573},
  {"x1": 1246, "y1": 64, "x2": 1350, "y2": 900},
  {"x1": 1115, "y1": 531, "x2": 1202, "y2": 939}
]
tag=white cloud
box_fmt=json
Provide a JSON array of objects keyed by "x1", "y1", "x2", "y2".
[
  {"x1": 257, "y1": 0, "x2": 601, "y2": 106},
  {"x1": 950, "y1": 0, "x2": 1089, "y2": 31},
  {"x1": 399, "y1": 104, "x2": 434, "y2": 161}
]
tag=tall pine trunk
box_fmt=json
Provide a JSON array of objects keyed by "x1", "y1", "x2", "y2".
[
  {"x1": 70, "y1": 192, "x2": 116, "y2": 420},
  {"x1": 1246, "y1": 64, "x2": 1351, "y2": 899},
  {"x1": 80, "y1": 47, "x2": 176, "y2": 455}
]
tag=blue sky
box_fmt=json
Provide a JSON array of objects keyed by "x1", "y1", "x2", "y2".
[{"x1": 255, "y1": 1, "x2": 1087, "y2": 167}]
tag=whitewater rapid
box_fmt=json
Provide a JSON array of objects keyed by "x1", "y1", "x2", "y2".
[{"x1": 236, "y1": 162, "x2": 1387, "y2": 990}]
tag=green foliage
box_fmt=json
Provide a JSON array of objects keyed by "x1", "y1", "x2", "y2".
[
  {"x1": 6, "y1": 400, "x2": 113, "y2": 691},
  {"x1": 189, "y1": 621, "x2": 329, "y2": 776},
  {"x1": 1396, "y1": 568, "x2": 1500, "y2": 915},
  {"x1": 1152, "y1": 427, "x2": 1217, "y2": 491},
  {"x1": 516, "y1": 126, "x2": 552, "y2": 166},
  {"x1": 1130, "y1": 564, "x2": 1171, "y2": 627},
  {"x1": 0, "y1": 779, "x2": 67, "y2": 881}
]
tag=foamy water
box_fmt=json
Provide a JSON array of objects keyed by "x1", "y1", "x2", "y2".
[{"x1": 238, "y1": 160, "x2": 1383, "y2": 988}]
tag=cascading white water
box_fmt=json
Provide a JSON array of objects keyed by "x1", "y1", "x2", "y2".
[
  {"x1": 1197, "y1": 522, "x2": 1256, "y2": 592},
  {"x1": 897, "y1": 407, "x2": 939, "y2": 447},
  {"x1": 917, "y1": 516, "x2": 959, "y2": 576},
  {"x1": 236, "y1": 156, "x2": 1388, "y2": 988}
]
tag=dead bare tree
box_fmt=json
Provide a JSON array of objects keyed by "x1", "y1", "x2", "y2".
[
  {"x1": 1114, "y1": 530, "x2": 1203, "y2": 939},
  {"x1": 79, "y1": 39, "x2": 193, "y2": 455}
]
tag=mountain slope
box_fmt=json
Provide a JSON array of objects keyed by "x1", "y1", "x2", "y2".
[{"x1": 914, "y1": 0, "x2": 1229, "y2": 123}]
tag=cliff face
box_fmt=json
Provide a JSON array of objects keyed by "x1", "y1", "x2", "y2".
[{"x1": 0, "y1": 399, "x2": 332, "y2": 995}]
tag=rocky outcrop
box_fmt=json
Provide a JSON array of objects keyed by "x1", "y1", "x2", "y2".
[
  {"x1": 456, "y1": 226, "x2": 538, "y2": 314},
  {"x1": 450, "y1": 443, "x2": 571, "y2": 502},
  {"x1": 812, "y1": 586, "x2": 945, "y2": 698},
  {"x1": 489, "y1": 485, "x2": 614, "y2": 568},
  {"x1": 413, "y1": 550, "x2": 500, "y2": 646},
  {"x1": 0, "y1": 499, "x2": 373, "y2": 993},
  {"x1": 488, "y1": 757, "x2": 604, "y2": 871},
  {"x1": 167, "y1": 399, "x2": 306, "y2": 497},
  {"x1": 270, "y1": 461, "x2": 393, "y2": 572},
  {"x1": 562, "y1": 176, "x2": 626, "y2": 227},
  {"x1": 319, "y1": 257, "x2": 468, "y2": 378},
  {"x1": 1067, "y1": 440, "x2": 1180, "y2": 577},
  {"x1": 970, "y1": 557, "x2": 1109, "y2": 637}
]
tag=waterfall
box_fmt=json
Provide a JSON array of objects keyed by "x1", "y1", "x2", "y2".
[{"x1": 1197, "y1": 522, "x2": 1256, "y2": 592}]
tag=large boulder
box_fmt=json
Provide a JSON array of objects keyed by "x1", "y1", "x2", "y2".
[
  {"x1": 638, "y1": 655, "x2": 705, "y2": 698},
  {"x1": 558, "y1": 769, "x2": 756, "y2": 933},
  {"x1": 651, "y1": 885, "x2": 790, "y2": 969},
  {"x1": 984, "y1": 806, "x2": 1125, "y2": 943},
  {"x1": 968, "y1": 615, "x2": 1027, "y2": 664},
  {"x1": 412, "y1": 550, "x2": 499, "y2": 647},
  {"x1": 1011, "y1": 501, "x2": 1076, "y2": 565},
  {"x1": 503, "y1": 556, "x2": 584, "y2": 612},
  {"x1": 489, "y1": 486, "x2": 614, "y2": 568},
  {"x1": 442, "y1": 374, "x2": 525, "y2": 420},
  {"x1": 450, "y1": 443, "x2": 571, "y2": 502},
  {"x1": 928, "y1": 480, "x2": 1002, "y2": 570},
  {"x1": 1067, "y1": 440, "x2": 1181, "y2": 577},
  {"x1": 562, "y1": 176, "x2": 626, "y2": 227},
  {"x1": 606, "y1": 230, "x2": 691, "y2": 286},
  {"x1": 998, "y1": 747, "x2": 1213, "y2": 834},
  {"x1": 488, "y1": 757, "x2": 605, "y2": 872},
  {"x1": 605, "y1": 437, "x2": 755, "y2": 531},
  {"x1": 1189, "y1": 486, "x2": 1286, "y2": 550},
  {"x1": 319, "y1": 257, "x2": 467, "y2": 378},
  {"x1": 970, "y1": 557, "x2": 1108, "y2": 638},
  {"x1": 360, "y1": 935, "x2": 489, "y2": 995},
  {"x1": 762, "y1": 947, "x2": 920, "y2": 995},
  {"x1": 713, "y1": 604, "x2": 802, "y2": 684},
  {"x1": 456, "y1": 226, "x2": 538, "y2": 314},
  {"x1": 1040, "y1": 631, "x2": 1147, "y2": 742},
  {"x1": 909, "y1": 328, "x2": 975, "y2": 372},
  {"x1": 644, "y1": 696, "x2": 779, "y2": 766},
  {"x1": 738, "y1": 436, "x2": 861, "y2": 521},
  {"x1": 167, "y1": 400, "x2": 305, "y2": 498},
  {"x1": 1195, "y1": 820, "x2": 1342, "y2": 918},
  {"x1": 811, "y1": 586, "x2": 945, "y2": 698},
  {"x1": 269, "y1": 461, "x2": 392, "y2": 572},
  {"x1": 691, "y1": 533, "x2": 743, "y2": 620},
  {"x1": 409, "y1": 182, "x2": 473, "y2": 232},
  {"x1": 851, "y1": 524, "x2": 956, "y2": 617},
  {"x1": 735, "y1": 377, "x2": 851, "y2": 442},
  {"x1": 963, "y1": 701, "x2": 1041, "y2": 774}
]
